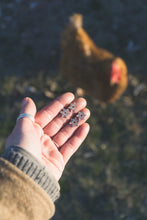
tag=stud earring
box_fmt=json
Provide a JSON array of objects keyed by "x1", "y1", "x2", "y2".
[
  {"x1": 69, "y1": 117, "x2": 79, "y2": 127},
  {"x1": 68, "y1": 102, "x2": 77, "y2": 112},
  {"x1": 76, "y1": 111, "x2": 86, "y2": 120},
  {"x1": 60, "y1": 108, "x2": 70, "y2": 118}
]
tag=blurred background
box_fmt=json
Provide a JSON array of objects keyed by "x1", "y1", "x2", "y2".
[{"x1": 0, "y1": 0, "x2": 147, "y2": 219}]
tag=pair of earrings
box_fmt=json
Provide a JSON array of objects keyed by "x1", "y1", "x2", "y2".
[
  {"x1": 60, "y1": 102, "x2": 86, "y2": 127},
  {"x1": 69, "y1": 111, "x2": 86, "y2": 127},
  {"x1": 60, "y1": 102, "x2": 77, "y2": 118}
]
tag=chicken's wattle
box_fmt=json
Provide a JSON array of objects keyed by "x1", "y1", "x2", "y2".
[{"x1": 110, "y1": 62, "x2": 122, "y2": 85}]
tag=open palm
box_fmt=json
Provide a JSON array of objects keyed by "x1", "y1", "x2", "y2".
[{"x1": 6, "y1": 93, "x2": 90, "y2": 180}]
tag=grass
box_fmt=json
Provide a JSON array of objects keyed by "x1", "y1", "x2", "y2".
[{"x1": 0, "y1": 72, "x2": 146, "y2": 220}]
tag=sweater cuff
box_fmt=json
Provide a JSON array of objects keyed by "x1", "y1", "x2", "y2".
[{"x1": 2, "y1": 146, "x2": 60, "y2": 202}]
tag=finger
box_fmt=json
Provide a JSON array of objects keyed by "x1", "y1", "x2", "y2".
[
  {"x1": 52, "y1": 108, "x2": 90, "y2": 146},
  {"x1": 6, "y1": 97, "x2": 37, "y2": 148},
  {"x1": 60, "y1": 123, "x2": 90, "y2": 164},
  {"x1": 18, "y1": 97, "x2": 37, "y2": 124},
  {"x1": 16, "y1": 97, "x2": 43, "y2": 136},
  {"x1": 35, "y1": 92, "x2": 75, "y2": 128},
  {"x1": 43, "y1": 97, "x2": 87, "y2": 137}
]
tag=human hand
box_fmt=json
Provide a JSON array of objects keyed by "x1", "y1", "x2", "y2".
[{"x1": 6, "y1": 93, "x2": 90, "y2": 180}]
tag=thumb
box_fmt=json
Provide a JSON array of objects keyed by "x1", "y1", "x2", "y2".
[
  {"x1": 18, "y1": 97, "x2": 43, "y2": 138},
  {"x1": 5, "y1": 97, "x2": 37, "y2": 149},
  {"x1": 15, "y1": 97, "x2": 37, "y2": 129},
  {"x1": 20, "y1": 97, "x2": 37, "y2": 117}
]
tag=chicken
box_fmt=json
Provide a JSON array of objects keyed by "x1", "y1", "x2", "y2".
[{"x1": 60, "y1": 14, "x2": 128, "y2": 103}]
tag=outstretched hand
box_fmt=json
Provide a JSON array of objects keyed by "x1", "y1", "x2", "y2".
[{"x1": 6, "y1": 93, "x2": 90, "y2": 180}]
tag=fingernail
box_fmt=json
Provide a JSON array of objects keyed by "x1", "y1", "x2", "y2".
[{"x1": 22, "y1": 98, "x2": 29, "y2": 107}]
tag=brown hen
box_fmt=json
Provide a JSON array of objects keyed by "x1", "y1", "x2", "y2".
[{"x1": 60, "y1": 14, "x2": 128, "y2": 103}]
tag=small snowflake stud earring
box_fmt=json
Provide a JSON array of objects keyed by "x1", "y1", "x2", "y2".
[
  {"x1": 69, "y1": 117, "x2": 79, "y2": 127},
  {"x1": 60, "y1": 108, "x2": 70, "y2": 118},
  {"x1": 76, "y1": 111, "x2": 86, "y2": 120},
  {"x1": 68, "y1": 102, "x2": 77, "y2": 112}
]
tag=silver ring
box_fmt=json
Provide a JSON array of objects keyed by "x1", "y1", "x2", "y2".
[
  {"x1": 53, "y1": 140, "x2": 60, "y2": 149},
  {"x1": 17, "y1": 113, "x2": 35, "y2": 123}
]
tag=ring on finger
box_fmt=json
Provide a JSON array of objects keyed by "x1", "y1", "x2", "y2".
[
  {"x1": 53, "y1": 140, "x2": 60, "y2": 149},
  {"x1": 17, "y1": 113, "x2": 35, "y2": 123}
]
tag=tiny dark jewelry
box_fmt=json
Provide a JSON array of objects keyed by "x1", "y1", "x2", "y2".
[
  {"x1": 68, "y1": 102, "x2": 77, "y2": 112},
  {"x1": 60, "y1": 108, "x2": 70, "y2": 118},
  {"x1": 69, "y1": 117, "x2": 79, "y2": 127},
  {"x1": 76, "y1": 111, "x2": 86, "y2": 120}
]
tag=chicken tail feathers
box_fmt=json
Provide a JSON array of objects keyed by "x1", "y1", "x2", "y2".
[{"x1": 69, "y1": 14, "x2": 83, "y2": 29}]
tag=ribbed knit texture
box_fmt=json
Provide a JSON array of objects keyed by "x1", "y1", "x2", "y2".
[{"x1": 2, "y1": 146, "x2": 60, "y2": 202}]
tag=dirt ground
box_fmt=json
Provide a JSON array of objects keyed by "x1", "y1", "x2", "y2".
[{"x1": 0, "y1": 0, "x2": 147, "y2": 219}]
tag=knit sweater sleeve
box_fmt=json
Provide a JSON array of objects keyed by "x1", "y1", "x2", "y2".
[
  {"x1": 0, "y1": 146, "x2": 60, "y2": 220},
  {"x1": 2, "y1": 146, "x2": 60, "y2": 202}
]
